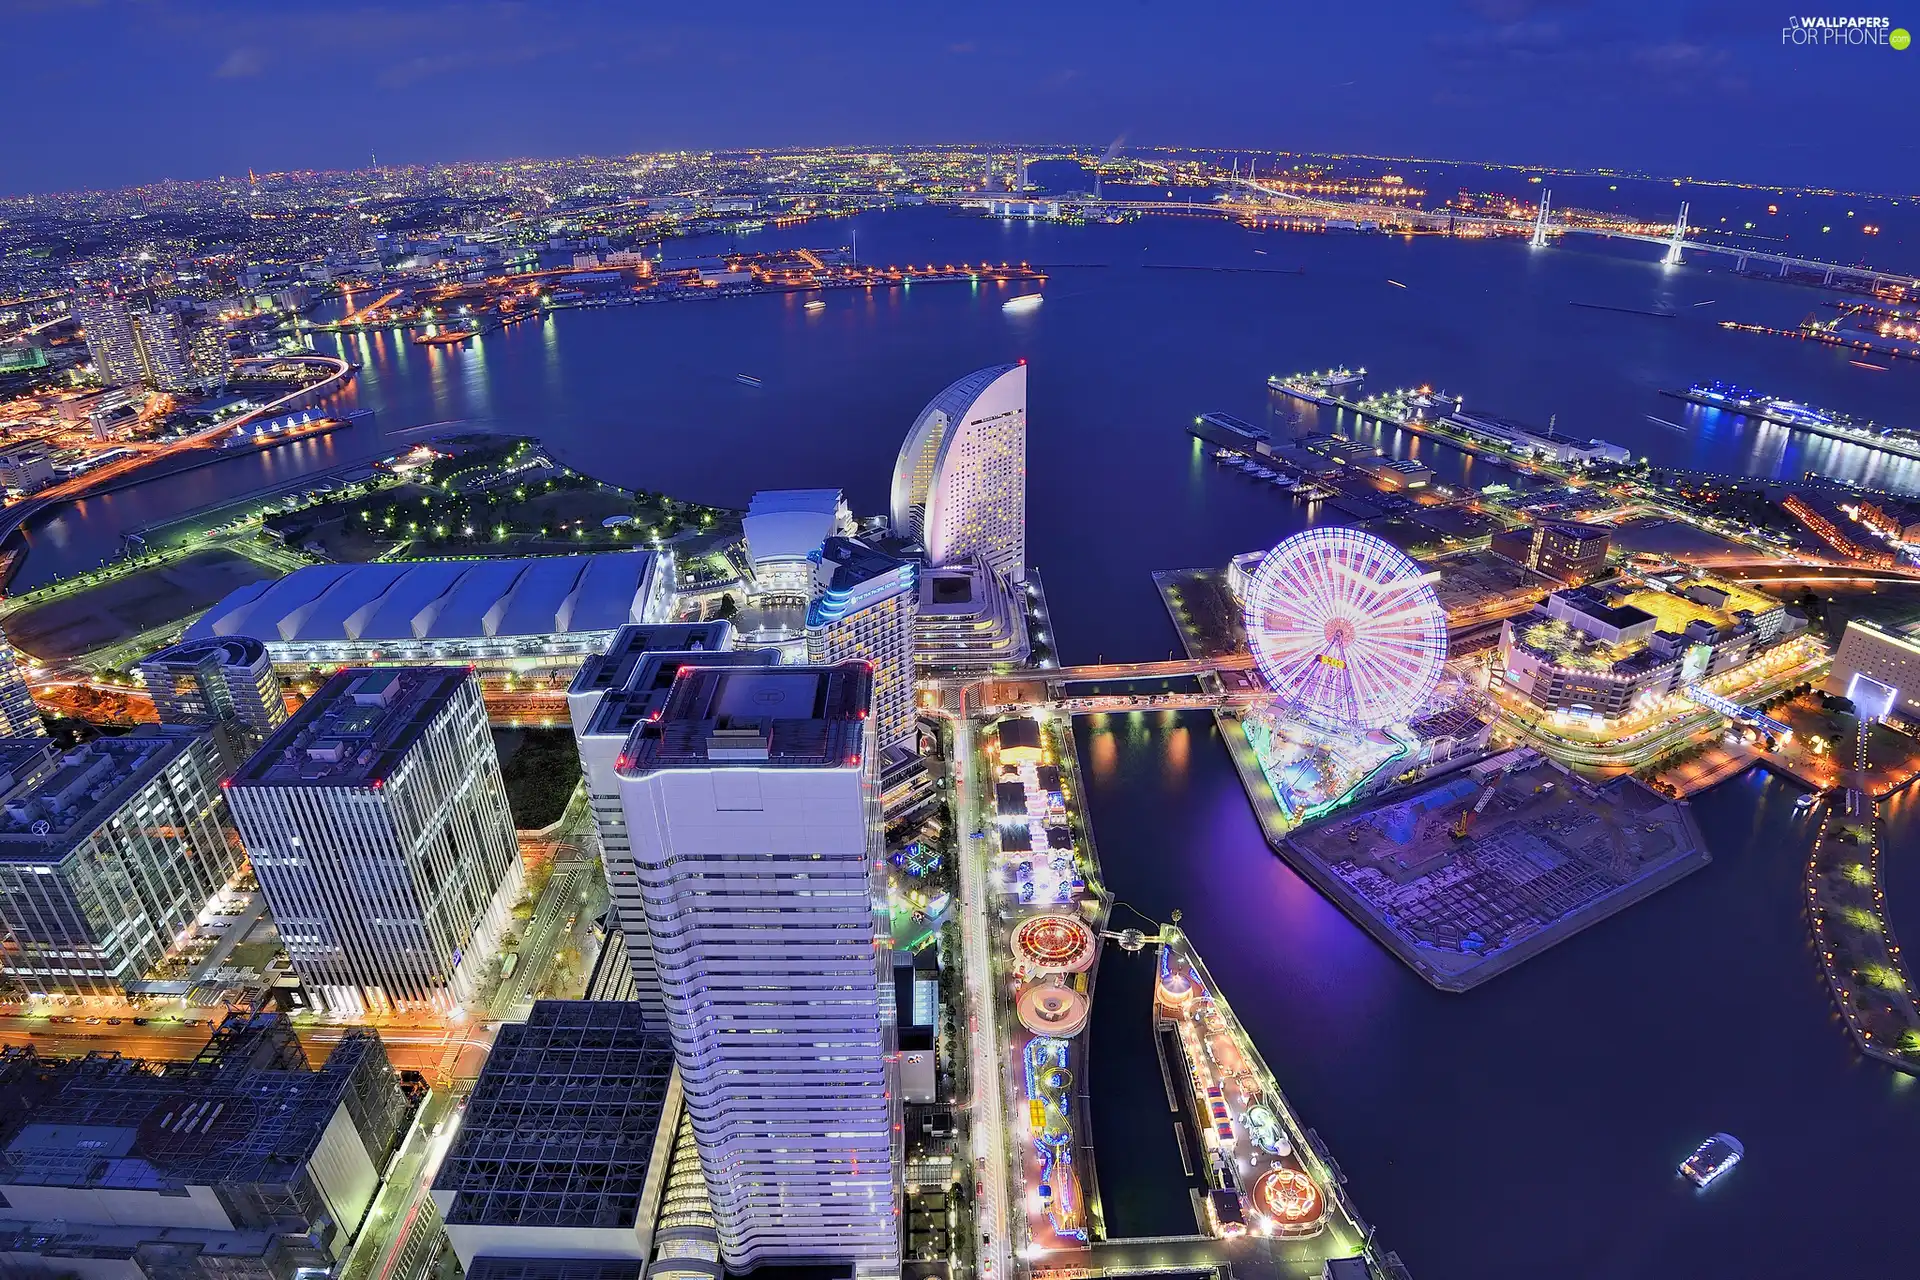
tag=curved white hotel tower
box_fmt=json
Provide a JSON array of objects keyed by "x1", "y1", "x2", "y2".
[
  {"x1": 615, "y1": 660, "x2": 900, "y2": 1279},
  {"x1": 889, "y1": 361, "x2": 1027, "y2": 583}
]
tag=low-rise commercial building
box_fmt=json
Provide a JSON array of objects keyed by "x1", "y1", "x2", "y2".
[
  {"x1": 1829, "y1": 618, "x2": 1920, "y2": 720},
  {"x1": 431, "y1": 1002, "x2": 680, "y2": 1269},
  {"x1": 0, "y1": 728, "x2": 240, "y2": 997},
  {"x1": 1498, "y1": 576, "x2": 1795, "y2": 722},
  {"x1": 0, "y1": 1013, "x2": 409, "y2": 1280},
  {"x1": 1490, "y1": 521, "x2": 1611, "y2": 584},
  {"x1": 0, "y1": 442, "x2": 55, "y2": 496},
  {"x1": 742, "y1": 489, "x2": 852, "y2": 600},
  {"x1": 184, "y1": 553, "x2": 674, "y2": 682}
]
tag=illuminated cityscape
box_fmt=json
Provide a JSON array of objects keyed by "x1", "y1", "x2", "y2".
[{"x1": 2, "y1": 7, "x2": 1920, "y2": 1280}]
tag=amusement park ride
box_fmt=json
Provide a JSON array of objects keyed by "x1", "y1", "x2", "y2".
[{"x1": 1236, "y1": 527, "x2": 1455, "y2": 825}]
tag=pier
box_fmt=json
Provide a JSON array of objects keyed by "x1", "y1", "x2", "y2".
[
  {"x1": 1660, "y1": 387, "x2": 1920, "y2": 466},
  {"x1": 1806, "y1": 790, "x2": 1920, "y2": 1074}
]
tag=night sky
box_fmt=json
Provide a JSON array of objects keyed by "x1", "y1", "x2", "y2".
[{"x1": 3, "y1": 0, "x2": 1911, "y2": 195}]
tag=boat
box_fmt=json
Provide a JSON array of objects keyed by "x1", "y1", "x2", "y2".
[
  {"x1": 1679, "y1": 1133, "x2": 1744, "y2": 1188},
  {"x1": 411, "y1": 329, "x2": 475, "y2": 346},
  {"x1": 735, "y1": 374, "x2": 762, "y2": 387},
  {"x1": 803, "y1": 299, "x2": 826, "y2": 312},
  {"x1": 1002, "y1": 293, "x2": 1044, "y2": 314},
  {"x1": 1795, "y1": 792, "x2": 1820, "y2": 813},
  {"x1": 1269, "y1": 366, "x2": 1366, "y2": 407}
]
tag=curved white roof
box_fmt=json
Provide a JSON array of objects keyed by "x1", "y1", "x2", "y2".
[
  {"x1": 743, "y1": 489, "x2": 847, "y2": 567},
  {"x1": 185, "y1": 553, "x2": 663, "y2": 646}
]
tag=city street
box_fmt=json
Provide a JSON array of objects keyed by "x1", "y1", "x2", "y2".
[
  {"x1": 340, "y1": 1088, "x2": 459, "y2": 1280},
  {"x1": 951, "y1": 714, "x2": 1015, "y2": 1280}
]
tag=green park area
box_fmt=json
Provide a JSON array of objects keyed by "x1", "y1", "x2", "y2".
[
  {"x1": 262, "y1": 436, "x2": 737, "y2": 562},
  {"x1": 494, "y1": 727, "x2": 584, "y2": 829}
]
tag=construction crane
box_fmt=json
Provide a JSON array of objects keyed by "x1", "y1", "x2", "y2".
[{"x1": 1452, "y1": 775, "x2": 1502, "y2": 840}]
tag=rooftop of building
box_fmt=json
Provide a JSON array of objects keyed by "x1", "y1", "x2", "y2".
[
  {"x1": 230, "y1": 666, "x2": 471, "y2": 789},
  {"x1": 1539, "y1": 521, "x2": 1611, "y2": 546},
  {"x1": 919, "y1": 364, "x2": 1021, "y2": 427},
  {"x1": 569, "y1": 623, "x2": 734, "y2": 697},
  {"x1": 139, "y1": 634, "x2": 271, "y2": 671},
  {"x1": 0, "y1": 1014, "x2": 390, "y2": 1194},
  {"x1": 0, "y1": 728, "x2": 209, "y2": 864},
  {"x1": 1508, "y1": 610, "x2": 1660, "y2": 676},
  {"x1": 183, "y1": 552, "x2": 662, "y2": 647},
  {"x1": 433, "y1": 1001, "x2": 675, "y2": 1231},
  {"x1": 466, "y1": 1260, "x2": 643, "y2": 1280},
  {"x1": 618, "y1": 661, "x2": 872, "y2": 773},
  {"x1": 586, "y1": 649, "x2": 778, "y2": 741},
  {"x1": 808, "y1": 537, "x2": 917, "y2": 629},
  {"x1": 1423, "y1": 549, "x2": 1545, "y2": 613},
  {"x1": 742, "y1": 488, "x2": 846, "y2": 564}
]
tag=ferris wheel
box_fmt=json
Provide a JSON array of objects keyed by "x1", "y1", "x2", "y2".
[{"x1": 1241, "y1": 527, "x2": 1447, "y2": 731}]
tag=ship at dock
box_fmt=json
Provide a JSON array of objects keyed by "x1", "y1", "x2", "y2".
[
  {"x1": 1666, "y1": 381, "x2": 1920, "y2": 461},
  {"x1": 1269, "y1": 367, "x2": 1366, "y2": 406}
]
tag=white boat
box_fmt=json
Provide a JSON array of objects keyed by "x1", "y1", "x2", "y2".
[
  {"x1": 804, "y1": 300, "x2": 826, "y2": 312},
  {"x1": 1680, "y1": 1133, "x2": 1743, "y2": 1188},
  {"x1": 1795, "y1": 793, "x2": 1819, "y2": 813},
  {"x1": 1002, "y1": 293, "x2": 1044, "y2": 314}
]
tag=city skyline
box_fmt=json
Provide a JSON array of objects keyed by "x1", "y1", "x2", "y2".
[{"x1": 0, "y1": 0, "x2": 1913, "y2": 196}]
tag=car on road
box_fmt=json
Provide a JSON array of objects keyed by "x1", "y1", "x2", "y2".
[
  {"x1": 84, "y1": 1017, "x2": 100, "y2": 1025},
  {"x1": 131, "y1": 1017, "x2": 148, "y2": 1025},
  {"x1": 106, "y1": 1017, "x2": 121, "y2": 1025}
]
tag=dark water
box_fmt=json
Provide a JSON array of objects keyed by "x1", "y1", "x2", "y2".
[
  {"x1": 1078, "y1": 713, "x2": 1920, "y2": 1278},
  {"x1": 15, "y1": 203, "x2": 1920, "y2": 1274},
  {"x1": 20, "y1": 201, "x2": 1920, "y2": 590}
]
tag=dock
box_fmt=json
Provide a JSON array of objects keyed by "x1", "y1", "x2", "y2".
[{"x1": 1660, "y1": 386, "x2": 1920, "y2": 465}]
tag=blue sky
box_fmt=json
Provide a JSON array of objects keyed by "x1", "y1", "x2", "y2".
[{"x1": 1, "y1": 0, "x2": 1910, "y2": 194}]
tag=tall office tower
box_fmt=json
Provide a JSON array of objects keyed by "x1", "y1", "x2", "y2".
[
  {"x1": 807, "y1": 536, "x2": 919, "y2": 752},
  {"x1": 0, "y1": 727, "x2": 241, "y2": 997},
  {"x1": 565, "y1": 621, "x2": 753, "y2": 1022},
  {"x1": 615, "y1": 662, "x2": 900, "y2": 1278},
  {"x1": 890, "y1": 362, "x2": 1028, "y2": 583},
  {"x1": 138, "y1": 635, "x2": 288, "y2": 756},
  {"x1": 71, "y1": 292, "x2": 229, "y2": 393},
  {"x1": 0, "y1": 622, "x2": 45, "y2": 738},
  {"x1": 72, "y1": 291, "x2": 147, "y2": 387},
  {"x1": 432, "y1": 1002, "x2": 680, "y2": 1272},
  {"x1": 227, "y1": 667, "x2": 524, "y2": 1016}
]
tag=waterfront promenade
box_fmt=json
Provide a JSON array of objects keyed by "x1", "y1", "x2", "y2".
[{"x1": 1807, "y1": 791, "x2": 1920, "y2": 1074}]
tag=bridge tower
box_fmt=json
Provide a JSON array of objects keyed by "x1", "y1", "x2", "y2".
[
  {"x1": 1663, "y1": 202, "x2": 1689, "y2": 266},
  {"x1": 1529, "y1": 190, "x2": 1552, "y2": 248}
]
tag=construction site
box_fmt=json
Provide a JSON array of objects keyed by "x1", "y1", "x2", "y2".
[{"x1": 1284, "y1": 750, "x2": 1712, "y2": 991}]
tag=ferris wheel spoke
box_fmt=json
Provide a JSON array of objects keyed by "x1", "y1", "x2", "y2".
[{"x1": 1246, "y1": 529, "x2": 1448, "y2": 731}]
